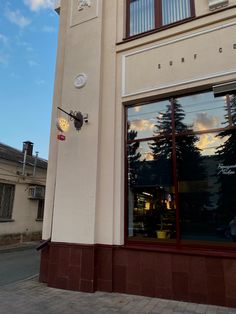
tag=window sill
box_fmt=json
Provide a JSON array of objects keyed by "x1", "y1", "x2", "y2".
[
  {"x1": 35, "y1": 218, "x2": 43, "y2": 222},
  {"x1": 124, "y1": 239, "x2": 236, "y2": 258},
  {"x1": 0, "y1": 219, "x2": 14, "y2": 223}
]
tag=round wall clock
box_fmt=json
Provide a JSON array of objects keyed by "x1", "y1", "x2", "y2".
[{"x1": 56, "y1": 117, "x2": 70, "y2": 133}]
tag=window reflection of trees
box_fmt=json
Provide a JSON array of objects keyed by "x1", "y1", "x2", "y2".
[
  {"x1": 150, "y1": 98, "x2": 206, "y2": 240},
  {"x1": 127, "y1": 92, "x2": 236, "y2": 243},
  {"x1": 216, "y1": 94, "x2": 236, "y2": 240}
]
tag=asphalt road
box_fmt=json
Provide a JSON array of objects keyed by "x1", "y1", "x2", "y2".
[{"x1": 0, "y1": 248, "x2": 40, "y2": 286}]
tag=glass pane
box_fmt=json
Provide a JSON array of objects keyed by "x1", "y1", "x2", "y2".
[
  {"x1": 130, "y1": 0, "x2": 155, "y2": 36},
  {"x1": 229, "y1": 93, "x2": 236, "y2": 126},
  {"x1": 174, "y1": 91, "x2": 230, "y2": 133},
  {"x1": 37, "y1": 200, "x2": 44, "y2": 219},
  {"x1": 127, "y1": 100, "x2": 170, "y2": 140},
  {"x1": 127, "y1": 140, "x2": 176, "y2": 240},
  {"x1": 162, "y1": 0, "x2": 191, "y2": 26},
  {"x1": 178, "y1": 132, "x2": 236, "y2": 243},
  {"x1": 0, "y1": 184, "x2": 14, "y2": 219}
]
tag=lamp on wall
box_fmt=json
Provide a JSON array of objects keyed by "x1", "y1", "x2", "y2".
[
  {"x1": 208, "y1": 0, "x2": 229, "y2": 10},
  {"x1": 56, "y1": 107, "x2": 88, "y2": 140},
  {"x1": 213, "y1": 81, "x2": 236, "y2": 97}
]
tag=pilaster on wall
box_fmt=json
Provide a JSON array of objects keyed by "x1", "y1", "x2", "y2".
[
  {"x1": 42, "y1": 0, "x2": 69, "y2": 240},
  {"x1": 94, "y1": 0, "x2": 119, "y2": 245},
  {"x1": 48, "y1": 0, "x2": 103, "y2": 244}
]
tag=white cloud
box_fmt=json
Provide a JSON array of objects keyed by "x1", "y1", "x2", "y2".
[
  {"x1": 35, "y1": 79, "x2": 46, "y2": 85},
  {"x1": 28, "y1": 60, "x2": 39, "y2": 67},
  {"x1": 5, "y1": 8, "x2": 31, "y2": 27},
  {"x1": 194, "y1": 113, "x2": 220, "y2": 131},
  {"x1": 16, "y1": 39, "x2": 34, "y2": 52},
  {"x1": 196, "y1": 133, "x2": 220, "y2": 155},
  {"x1": 143, "y1": 152, "x2": 154, "y2": 161},
  {"x1": 130, "y1": 119, "x2": 155, "y2": 132},
  {"x1": 24, "y1": 0, "x2": 56, "y2": 11},
  {"x1": 0, "y1": 34, "x2": 8, "y2": 45},
  {"x1": 0, "y1": 53, "x2": 9, "y2": 66},
  {"x1": 42, "y1": 25, "x2": 56, "y2": 33},
  {"x1": 10, "y1": 72, "x2": 21, "y2": 79}
]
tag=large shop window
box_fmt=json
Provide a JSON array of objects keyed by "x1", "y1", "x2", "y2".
[
  {"x1": 126, "y1": 91, "x2": 236, "y2": 244},
  {"x1": 0, "y1": 183, "x2": 15, "y2": 220},
  {"x1": 127, "y1": 0, "x2": 194, "y2": 37}
]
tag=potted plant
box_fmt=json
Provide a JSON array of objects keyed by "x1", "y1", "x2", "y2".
[{"x1": 156, "y1": 201, "x2": 168, "y2": 239}]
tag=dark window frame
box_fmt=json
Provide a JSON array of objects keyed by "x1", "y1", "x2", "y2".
[
  {"x1": 124, "y1": 89, "x2": 236, "y2": 255},
  {"x1": 0, "y1": 183, "x2": 15, "y2": 221},
  {"x1": 37, "y1": 199, "x2": 45, "y2": 221},
  {"x1": 126, "y1": 0, "x2": 195, "y2": 38}
]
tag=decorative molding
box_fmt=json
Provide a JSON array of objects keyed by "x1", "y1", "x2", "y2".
[
  {"x1": 78, "y1": 0, "x2": 91, "y2": 11},
  {"x1": 70, "y1": 0, "x2": 99, "y2": 27},
  {"x1": 74, "y1": 73, "x2": 87, "y2": 89},
  {"x1": 122, "y1": 70, "x2": 236, "y2": 98}
]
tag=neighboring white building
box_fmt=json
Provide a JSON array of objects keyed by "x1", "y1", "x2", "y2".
[{"x1": 0, "y1": 141, "x2": 47, "y2": 245}]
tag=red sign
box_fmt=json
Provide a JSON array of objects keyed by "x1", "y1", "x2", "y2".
[{"x1": 57, "y1": 134, "x2": 66, "y2": 141}]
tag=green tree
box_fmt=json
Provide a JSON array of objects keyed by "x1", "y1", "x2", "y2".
[
  {"x1": 127, "y1": 126, "x2": 141, "y2": 186},
  {"x1": 149, "y1": 98, "x2": 204, "y2": 181},
  {"x1": 149, "y1": 98, "x2": 206, "y2": 231}
]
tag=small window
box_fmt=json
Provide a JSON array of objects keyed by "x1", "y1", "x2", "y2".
[
  {"x1": 37, "y1": 199, "x2": 44, "y2": 220},
  {"x1": 0, "y1": 183, "x2": 15, "y2": 220},
  {"x1": 127, "y1": 0, "x2": 194, "y2": 37}
]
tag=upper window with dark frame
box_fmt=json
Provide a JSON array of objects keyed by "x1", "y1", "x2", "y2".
[
  {"x1": 127, "y1": 0, "x2": 195, "y2": 37},
  {"x1": 0, "y1": 183, "x2": 15, "y2": 221}
]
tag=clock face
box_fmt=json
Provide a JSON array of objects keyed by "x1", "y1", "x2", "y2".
[{"x1": 56, "y1": 117, "x2": 70, "y2": 133}]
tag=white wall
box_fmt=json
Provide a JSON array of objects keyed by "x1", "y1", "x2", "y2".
[{"x1": 0, "y1": 160, "x2": 46, "y2": 237}]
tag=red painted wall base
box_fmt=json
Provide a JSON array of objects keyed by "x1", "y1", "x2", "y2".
[{"x1": 39, "y1": 242, "x2": 236, "y2": 307}]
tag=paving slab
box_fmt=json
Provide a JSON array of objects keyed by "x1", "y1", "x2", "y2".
[{"x1": 0, "y1": 277, "x2": 236, "y2": 314}]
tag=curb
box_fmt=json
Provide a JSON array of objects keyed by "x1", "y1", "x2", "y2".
[
  {"x1": 0, "y1": 274, "x2": 40, "y2": 289},
  {"x1": 0, "y1": 243, "x2": 39, "y2": 254}
]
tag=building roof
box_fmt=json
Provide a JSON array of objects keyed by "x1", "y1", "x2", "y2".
[{"x1": 0, "y1": 142, "x2": 47, "y2": 169}]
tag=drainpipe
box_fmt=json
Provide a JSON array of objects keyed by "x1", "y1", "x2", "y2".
[
  {"x1": 22, "y1": 149, "x2": 27, "y2": 176},
  {"x1": 33, "y1": 152, "x2": 39, "y2": 177}
]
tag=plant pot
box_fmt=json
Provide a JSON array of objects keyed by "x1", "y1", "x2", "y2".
[{"x1": 156, "y1": 230, "x2": 167, "y2": 239}]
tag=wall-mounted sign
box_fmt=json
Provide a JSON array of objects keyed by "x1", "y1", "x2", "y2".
[
  {"x1": 122, "y1": 21, "x2": 236, "y2": 98},
  {"x1": 74, "y1": 73, "x2": 87, "y2": 89},
  {"x1": 57, "y1": 134, "x2": 66, "y2": 141},
  {"x1": 218, "y1": 164, "x2": 236, "y2": 175}
]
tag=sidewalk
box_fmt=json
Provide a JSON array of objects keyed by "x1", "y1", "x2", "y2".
[
  {"x1": 0, "y1": 277, "x2": 236, "y2": 314},
  {"x1": 0, "y1": 241, "x2": 39, "y2": 253}
]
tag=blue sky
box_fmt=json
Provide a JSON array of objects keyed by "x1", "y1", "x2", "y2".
[{"x1": 0, "y1": 0, "x2": 59, "y2": 159}]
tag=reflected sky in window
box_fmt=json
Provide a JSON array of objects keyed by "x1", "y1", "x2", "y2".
[{"x1": 127, "y1": 92, "x2": 229, "y2": 147}]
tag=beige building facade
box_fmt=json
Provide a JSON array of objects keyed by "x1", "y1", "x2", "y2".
[
  {"x1": 0, "y1": 142, "x2": 47, "y2": 245},
  {"x1": 40, "y1": 0, "x2": 236, "y2": 307}
]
